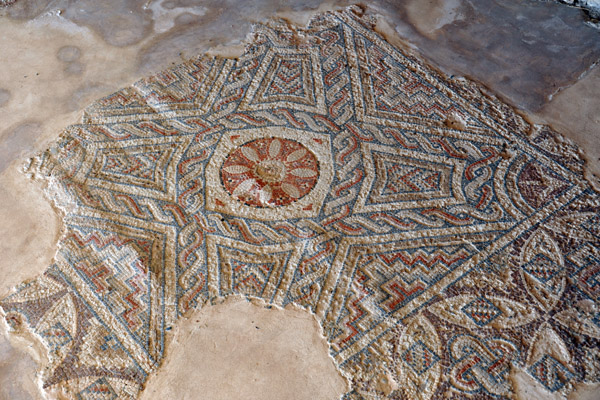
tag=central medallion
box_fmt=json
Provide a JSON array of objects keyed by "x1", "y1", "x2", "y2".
[
  {"x1": 221, "y1": 138, "x2": 319, "y2": 208},
  {"x1": 205, "y1": 127, "x2": 333, "y2": 221}
]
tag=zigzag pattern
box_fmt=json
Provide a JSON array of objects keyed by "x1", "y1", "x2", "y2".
[
  {"x1": 64, "y1": 231, "x2": 151, "y2": 337},
  {"x1": 355, "y1": 36, "x2": 479, "y2": 130},
  {"x1": 379, "y1": 248, "x2": 466, "y2": 265},
  {"x1": 267, "y1": 59, "x2": 305, "y2": 96},
  {"x1": 231, "y1": 259, "x2": 274, "y2": 297}
]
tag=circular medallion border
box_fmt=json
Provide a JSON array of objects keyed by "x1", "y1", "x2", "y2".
[
  {"x1": 205, "y1": 127, "x2": 334, "y2": 221},
  {"x1": 220, "y1": 137, "x2": 319, "y2": 208}
]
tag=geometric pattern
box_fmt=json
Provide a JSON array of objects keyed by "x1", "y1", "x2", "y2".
[
  {"x1": 238, "y1": 48, "x2": 326, "y2": 114},
  {"x1": 401, "y1": 340, "x2": 440, "y2": 375},
  {"x1": 0, "y1": 7, "x2": 599, "y2": 400},
  {"x1": 568, "y1": 244, "x2": 600, "y2": 301},
  {"x1": 582, "y1": 214, "x2": 600, "y2": 238},
  {"x1": 77, "y1": 378, "x2": 118, "y2": 400},
  {"x1": 461, "y1": 297, "x2": 503, "y2": 327},
  {"x1": 356, "y1": 143, "x2": 466, "y2": 212},
  {"x1": 380, "y1": 160, "x2": 443, "y2": 194},
  {"x1": 40, "y1": 322, "x2": 73, "y2": 351},
  {"x1": 529, "y1": 355, "x2": 573, "y2": 393},
  {"x1": 448, "y1": 335, "x2": 517, "y2": 396},
  {"x1": 230, "y1": 258, "x2": 277, "y2": 297},
  {"x1": 522, "y1": 253, "x2": 561, "y2": 284},
  {"x1": 206, "y1": 235, "x2": 304, "y2": 303},
  {"x1": 576, "y1": 258, "x2": 600, "y2": 301},
  {"x1": 516, "y1": 160, "x2": 571, "y2": 210}
]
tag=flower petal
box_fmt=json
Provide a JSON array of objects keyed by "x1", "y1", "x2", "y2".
[
  {"x1": 223, "y1": 165, "x2": 250, "y2": 174},
  {"x1": 241, "y1": 146, "x2": 259, "y2": 162},
  {"x1": 281, "y1": 183, "x2": 301, "y2": 198},
  {"x1": 289, "y1": 168, "x2": 317, "y2": 178},
  {"x1": 232, "y1": 178, "x2": 256, "y2": 198},
  {"x1": 269, "y1": 139, "x2": 281, "y2": 159},
  {"x1": 286, "y1": 148, "x2": 306, "y2": 162}
]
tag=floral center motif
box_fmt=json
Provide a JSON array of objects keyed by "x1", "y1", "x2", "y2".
[
  {"x1": 221, "y1": 137, "x2": 319, "y2": 208},
  {"x1": 255, "y1": 159, "x2": 286, "y2": 183}
]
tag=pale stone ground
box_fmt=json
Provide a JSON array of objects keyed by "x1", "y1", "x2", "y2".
[
  {"x1": 0, "y1": 1, "x2": 599, "y2": 399},
  {"x1": 140, "y1": 298, "x2": 349, "y2": 400}
]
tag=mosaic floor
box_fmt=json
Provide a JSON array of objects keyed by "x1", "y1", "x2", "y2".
[{"x1": 1, "y1": 5, "x2": 600, "y2": 400}]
